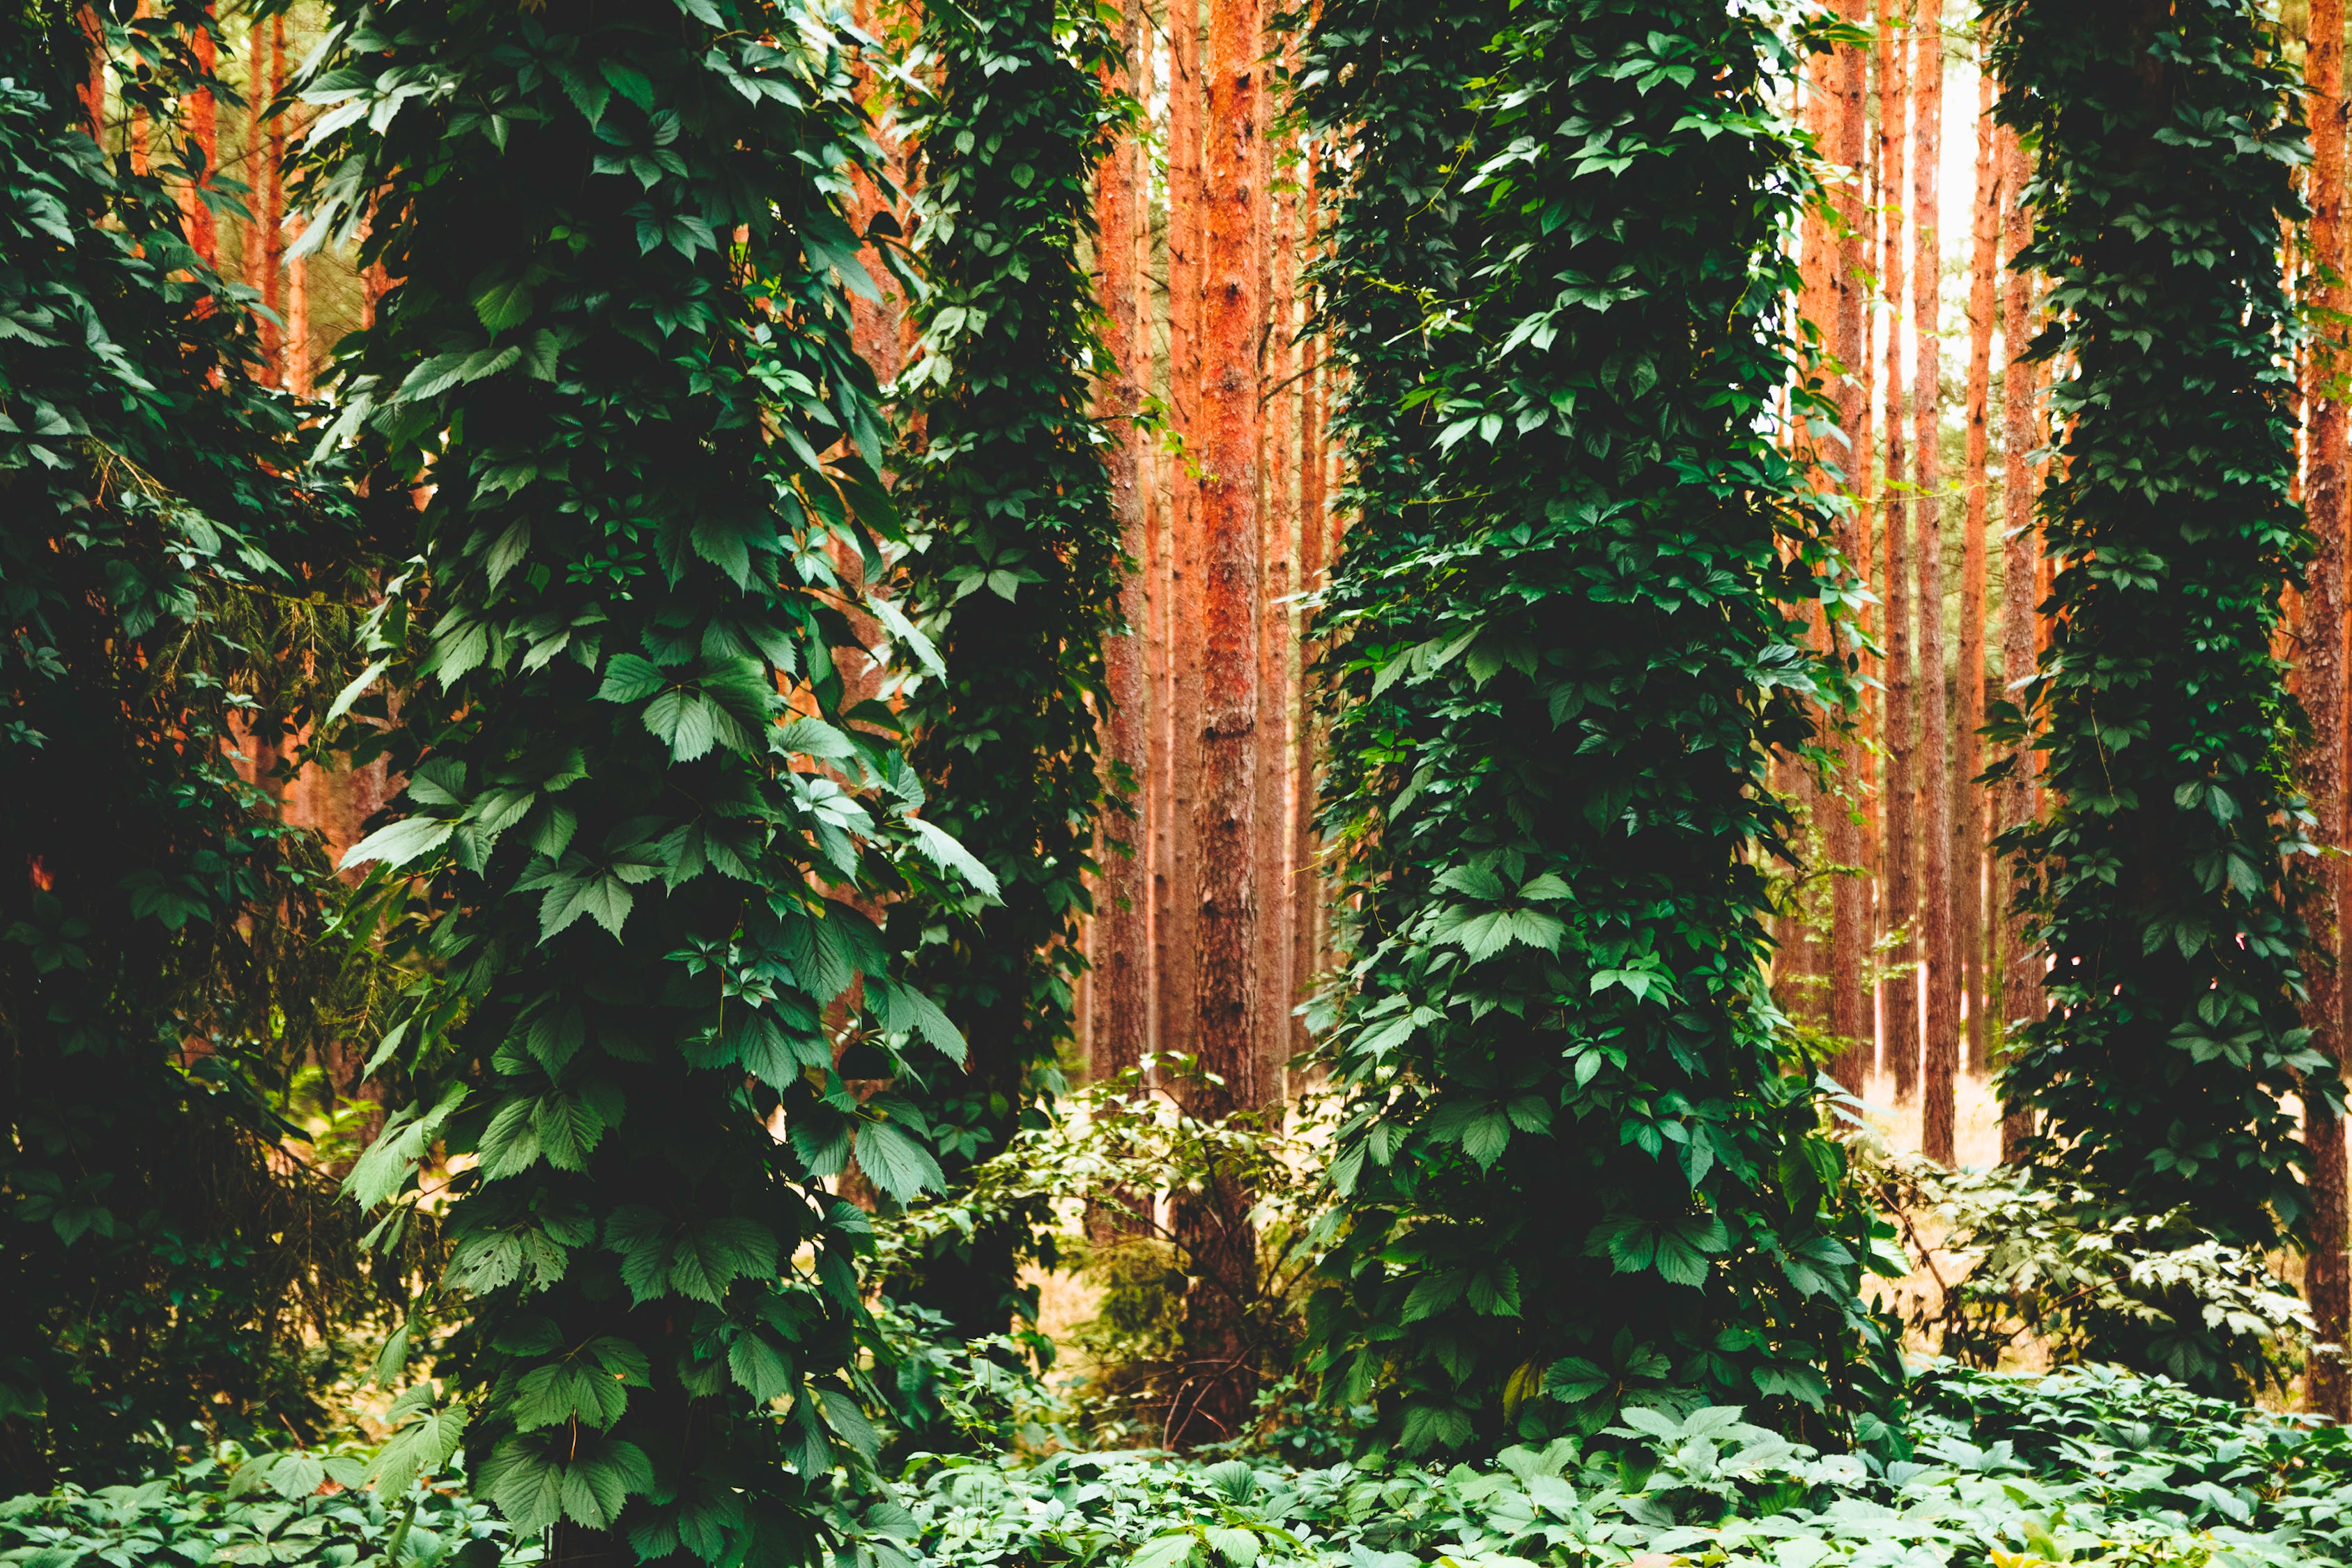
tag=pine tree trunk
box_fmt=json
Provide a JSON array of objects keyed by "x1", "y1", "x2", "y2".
[
  {"x1": 2300, "y1": 0, "x2": 2351, "y2": 1420},
  {"x1": 1291, "y1": 146, "x2": 1327, "y2": 1058},
  {"x1": 1914, "y1": 1, "x2": 1958, "y2": 1163},
  {"x1": 1960, "y1": 66, "x2": 1997, "y2": 1078},
  {"x1": 1169, "y1": 0, "x2": 1268, "y2": 1448},
  {"x1": 183, "y1": 17, "x2": 217, "y2": 265},
  {"x1": 1827, "y1": 0, "x2": 1873, "y2": 1086},
  {"x1": 1788, "y1": 54, "x2": 1835, "y2": 1047},
  {"x1": 1254, "y1": 100, "x2": 1293, "y2": 1096},
  {"x1": 1158, "y1": 0, "x2": 1201, "y2": 1086},
  {"x1": 1879, "y1": 0, "x2": 1919, "y2": 1099},
  {"x1": 1997, "y1": 123, "x2": 2040, "y2": 1165},
  {"x1": 1093, "y1": 0, "x2": 1155, "y2": 1087}
]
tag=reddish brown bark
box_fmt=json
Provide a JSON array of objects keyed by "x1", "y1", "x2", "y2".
[
  {"x1": 1879, "y1": 0, "x2": 1918, "y2": 1096},
  {"x1": 2300, "y1": 0, "x2": 2351, "y2": 1420},
  {"x1": 1913, "y1": 3, "x2": 1958, "y2": 1163},
  {"x1": 184, "y1": 19, "x2": 218, "y2": 266},
  {"x1": 1997, "y1": 125, "x2": 2041, "y2": 1165},
  {"x1": 244, "y1": 18, "x2": 283, "y2": 374},
  {"x1": 285, "y1": 215, "x2": 311, "y2": 395},
  {"x1": 1825, "y1": 0, "x2": 1873, "y2": 1087},
  {"x1": 1959, "y1": 66, "x2": 1997, "y2": 1077},
  {"x1": 75, "y1": 7, "x2": 105, "y2": 141},
  {"x1": 1157, "y1": 0, "x2": 1202, "y2": 1091},
  {"x1": 1091, "y1": 0, "x2": 1155, "y2": 1086},
  {"x1": 1167, "y1": 0, "x2": 1270, "y2": 1449}
]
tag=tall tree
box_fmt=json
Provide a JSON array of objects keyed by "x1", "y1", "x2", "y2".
[
  {"x1": 1827, "y1": 0, "x2": 1873, "y2": 1089},
  {"x1": 1092, "y1": 0, "x2": 1155, "y2": 1088},
  {"x1": 1165, "y1": 0, "x2": 1273, "y2": 1447},
  {"x1": 1960, "y1": 65, "x2": 1998, "y2": 1077},
  {"x1": 2298, "y1": 0, "x2": 2351, "y2": 1421},
  {"x1": 889, "y1": 0, "x2": 1130, "y2": 1341},
  {"x1": 1912, "y1": 0, "x2": 1959, "y2": 1162},
  {"x1": 1299, "y1": 0, "x2": 1896, "y2": 1459},
  {"x1": 304, "y1": 0, "x2": 978, "y2": 1556},
  {"x1": 1985, "y1": 0, "x2": 2325, "y2": 1251},
  {"x1": 1996, "y1": 123, "x2": 2040, "y2": 1166},
  {"x1": 1879, "y1": 0, "x2": 1919, "y2": 1096}
]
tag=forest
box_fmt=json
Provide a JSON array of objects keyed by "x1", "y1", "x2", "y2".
[{"x1": 13, "y1": 0, "x2": 2352, "y2": 1562}]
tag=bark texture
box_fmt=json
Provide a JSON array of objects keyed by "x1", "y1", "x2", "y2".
[
  {"x1": 2302, "y1": 0, "x2": 2351, "y2": 1420},
  {"x1": 1169, "y1": 0, "x2": 1270, "y2": 1448},
  {"x1": 1880, "y1": 0, "x2": 1918, "y2": 1095},
  {"x1": 1960, "y1": 64, "x2": 1998, "y2": 1077},
  {"x1": 1827, "y1": 0, "x2": 1873, "y2": 1087},
  {"x1": 1913, "y1": 1, "x2": 1958, "y2": 1163}
]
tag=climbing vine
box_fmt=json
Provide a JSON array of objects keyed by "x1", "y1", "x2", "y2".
[
  {"x1": 884, "y1": 0, "x2": 1129, "y2": 1340},
  {"x1": 1297, "y1": 0, "x2": 1898, "y2": 1458},
  {"x1": 1985, "y1": 0, "x2": 2326, "y2": 1252},
  {"x1": 298, "y1": 0, "x2": 985, "y2": 1556}
]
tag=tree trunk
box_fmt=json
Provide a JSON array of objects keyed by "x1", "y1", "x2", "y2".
[
  {"x1": 2301, "y1": 0, "x2": 2351, "y2": 1420},
  {"x1": 183, "y1": 17, "x2": 217, "y2": 265},
  {"x1": 1914, "y1": 1, "x2": 1958, "y2": 1163},
  {"x1": 1092, "y1": 0, "x2": 1155, "y2": 1088},
  {"x1": 1255, "y1": 95, "x2": 1293, "y2": 1096},
  {"x1": 1158, "y1": 0, "x2": 1201, "y2": 1086},
  {"x1": 1879, "y1": 0, "x2": 1918, "y2": 1098},
  {"x1": 1169, "y1": 0, "x2": 1268, "y2": 1449},
  {"x1": 1997, "y1": 124, "x2": 2040, "y2": 1165},
  {"x1": 1960, "y1": 65, "x2": 1997, "y2": 1079},
  {"x1": 1827, "y1": 0, "x2": 1873, "y2": 1087},
  {"x1": 1292, "y1": 146, "x2": 1328, "y2": 1058}
]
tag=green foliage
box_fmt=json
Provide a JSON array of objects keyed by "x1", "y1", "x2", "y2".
[
  {"x1": 0, "y1": 1444, "x2": 529, "y2": 1568},
  {"x1": 1294, "y1": 0, "x2": 1895, "y2": 1456},
  {"x1": 293, "y1": 0, "x2": 987, "y2": 1555},
  {"x1": 884, "y1": 0, "x2": 1131, "y2": 1340},
  {"x1": 872, "y1": 1365, "x2": 2352, "y2": 1568},
  {"x1": 1877, "y1": 1154, "x2": 2312, "y2": 1401},
  {"x1": 0, "y1": 17, "x2": 414, "y2": 1489},
  {"x1": 1983, "y1": 0, "x2": 2326, "y2": 1250},
  {"x1": 873, "y1": 1061, "x2": 1335, "y2": 1447}
]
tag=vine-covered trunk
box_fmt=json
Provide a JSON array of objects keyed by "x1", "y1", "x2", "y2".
[
  {"x1": 1299, "y1": 0, "x2": 1897, "y2": 1459},
  {"x1": 306, "y1": 0, "x2": 979, "y2": 1553},
  {"x1": 889, "y1": 0, "x2": 1127, "y2": 1342},
  {"x1": 1988, "y1": 0, "x2": 2321, "y2": 1259}
]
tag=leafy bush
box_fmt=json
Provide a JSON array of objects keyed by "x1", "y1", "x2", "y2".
[
  {"x1": 1877, "y1": 1155, "x2": 2313, "y2": 1399},
  {"x1": 869, "y1": 1365, "x2": 2352, "y2": 1568},
  {"x1": 0, "y1": 1446, "x2": 527, "y2": 1568},
  {"x1": 872, "y1": 1061, "x2": 1338, "y2": 1446}
]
